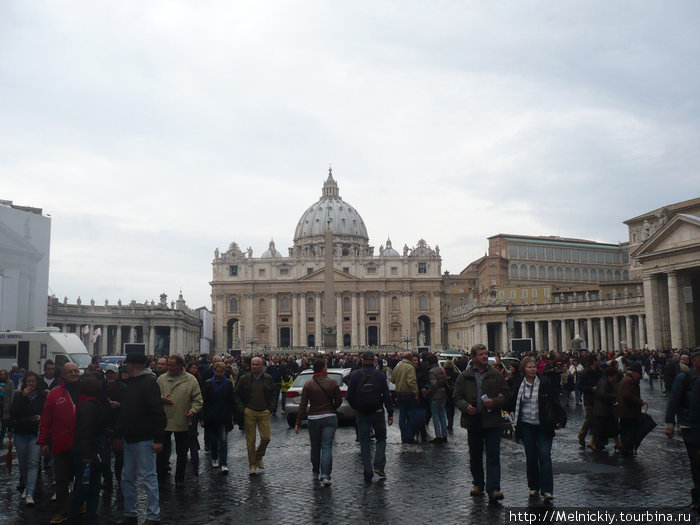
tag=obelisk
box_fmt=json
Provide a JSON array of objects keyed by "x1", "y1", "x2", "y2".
[{"x1": 322, "y1": 211, "x2": 336, "y2": 350}]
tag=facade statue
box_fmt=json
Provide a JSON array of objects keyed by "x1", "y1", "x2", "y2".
[
  {"x1": 90, "y1": 299, "x2": 95, "y2": 306},
  {"x1": 118, "y1": 299, "x2": 122, "y2": 306},
  {"x1": 76, "y1": 297, "x2": 82, "y2": 306},
  {"x1": 105, "y1": 299, "x2": 109, "y2": 306},
  {"x1": 379, "y1": 244, "x2": 384, "y2": 255},
  {"x1": 247, "y1": 246, "x2": 253, "y2": 258},
  {"x1": 641, "y1": 220, "x2": 651, "y2": 240},
  {"x1": 403, "y1": 244, "x2": 409, "y2": 256},
  {"x1": 214, "y1": 248, "x2": 219, "y2": 259}
]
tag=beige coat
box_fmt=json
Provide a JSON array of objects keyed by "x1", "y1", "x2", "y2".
[{"x1": 157, "y1": 371, "x2": 203, "y2": 432}]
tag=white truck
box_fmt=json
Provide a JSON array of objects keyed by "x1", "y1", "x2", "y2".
[{"x1": 0, "y1": 328, "x2": 92, "y2": 374}]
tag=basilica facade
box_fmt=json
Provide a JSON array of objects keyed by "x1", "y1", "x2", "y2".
[{"x1": 210, "y1": 171, "x2": 443, "y2": 353}]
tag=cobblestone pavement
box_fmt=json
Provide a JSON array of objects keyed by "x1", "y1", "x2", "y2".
[{"x1": 0, "y1": 383, "x2": 693, "y2": 524}]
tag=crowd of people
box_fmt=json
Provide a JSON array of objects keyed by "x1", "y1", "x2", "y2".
[{"x1": 1, "y1": 344, "x2": 699, "y2": 523}]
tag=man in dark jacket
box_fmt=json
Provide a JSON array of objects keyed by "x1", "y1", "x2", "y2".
[
  {"x1": 113, "y1": 353, "x2": 166, "y2": 525},
  {"x1": 576, "y1": 355, "x2": 602, "y2": 448},
  {"x1": 265, "y1": 356, "x2": 283, "y2": 415},
  {"x1": 347, "y1": 351, "x2": 394, "y2": 483},
  {"x1": 617, "y1": 363, "x2": 647, "y2": 457},
  {"x1": 453, "y1": 344, "x2": 512, "y2": 504},
  {"x1": 233, "y1": 357, "x2": 275, "y2": 475},
  {"x1": 100, "y1": 365, "x2": 126, "y2": 489}
]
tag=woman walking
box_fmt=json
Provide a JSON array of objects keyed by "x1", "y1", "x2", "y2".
[
  {"x1": 425, "y1": 354, "x2": 448, "y2": 444},
  {"x1": 294, "y1": 359, "x2": 342, "y2": 486},
  {"x1": 202, "y1": 362, "x2": 235, "y2": 474},
  {"x1": 9, "y1": 371, "x2": 46, "y2": 505},
  {"x1": 511, "y1": 357, "x2": 566, "y2": 504}
]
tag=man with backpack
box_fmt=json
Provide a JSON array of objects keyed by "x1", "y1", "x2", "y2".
[{"x1": 347, "y1": 351, "x2": 394, "y2": 483}]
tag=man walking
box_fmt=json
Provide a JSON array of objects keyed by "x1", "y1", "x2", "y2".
[
  {"x1": 113, "y1": 352, "x2": 166, "y2": 525},
  {"x1": 390, "y1": 352, "x2": 419, "y2": 443},
  {"x1": 234, "y1": 356, "x2": 275, "y2": 475},
  {"x1": 37, "y1": 362, "x2": 81, "y2": 525},
  {"x1": 617, "y1": 363, "x2": 647, "y2": 456},
  {"x1": 156, "y1": 354, "x2": 203, "y2": 487},
  {"x1": 576, "y1": 354, "x2": 602, "y2": 448},
  {"x1": 347, "y1": 351, "x2": 394, "y2": 483},
  {"x1": 453, "y1": 344, "x2": 512, "y2": 504}
]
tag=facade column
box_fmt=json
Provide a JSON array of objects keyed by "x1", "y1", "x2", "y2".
[
  {"x1": 432, "y1": 291, "x2": 442, "y2": 348},
  {"x1": 359, "y1": 293, "x2": 366, "y2": 347},
  {"x1": 148, "y1": 325, "x2": 155, "y2": 355},
  {"x1": 351, "y1": 293, "x2": 358, "y2": 347},
  {"x1": 401, "y1": 292, "x2": 411, "y2": 347},
  {"x1": 643, "y1": 276, "x2": 658, "y2": 349},
  {"x1": 270, "y1": 294, "x2": 278, "y2": 349},
  {"x1": 115, "y1": 325, "x2": 122, "y2": 355},
  {"x1": 638, "y1": 315, "x2": 646, "y2": 349},
  {"x1": 336, "y1": 294, "x2": 343, "y2": 348},
  {"x1": 481, "y1": 323, "x2": 489, "y2": 348},
  {"x1": 586, "y1": 318, "x2": 594, "y2": 352},
  {"x1": 314, "y1": 293, "x2": 322, "y2": 349},
  {"x1": 380, "y1": 293, "x2": 388, "y2": 346},
  {"x1": 291, "y1": 293, "x2": 299, "y2": 348},
  {"x1": 124, "y1": 326, "x2": 132, "y2": 344},
  {"x1": 246, "y1": 294, "x2": 254, "y2": 348},
  {"x1": 668, "y1": 271, "x2": 683, "y2": 349},
  {"x1": 501, "y1": 322, "x2": 509, "y2": 354},
  {"x1": 547, "y1": 320, "x2": 554, "y2": 352},
  {"x1": 612, "y1": 316, "x2": 620, "y2": 353},
  {"x1": 300, "y1": 294, "x2": 307, "y2": 348},
  {"x1": 625, "y1": 315, "x2": 633, "y2": 350}
]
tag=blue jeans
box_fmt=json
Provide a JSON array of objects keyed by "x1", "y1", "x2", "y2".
[
  {"x1": 357, "y1": 411, "x2": 387, "y2": 475},
  {"x1": 14, "y1": 434, "x2": 40, "y2": 496},
  {"x1": 467, "y1": 420, "x2": 502, "y2": 494},
  {"x1": 123, "y1": 440, "x2": 160, "y2": 521},
  {"x1": 518, "y1": 422, "x2": 553, "y2": 495},
  {"x1": 209, "y1": 423, "x2": 229, "y2": 467},
  {"x1": 397, "y1": 394, "x2": 416, "y2": 442},
  {"x1": 430, "y1": 399, "x2": 447, "y2": 438},
  {"x1": 307, "y1": 415, "x2": 337, "y2": 480},
  {"x1": 574, "y1": 386, "x2": 583, "y2": 404}
]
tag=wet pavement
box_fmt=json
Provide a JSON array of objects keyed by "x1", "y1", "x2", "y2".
[{"x1": 0, "y1": 382, "x2": 693, "y2": 524}]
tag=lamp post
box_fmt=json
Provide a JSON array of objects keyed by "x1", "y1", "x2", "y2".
[
  {"x1": 400, "y1": 332, "x2": 414, "y2": 352},
  {"x1": 246, "y1": 333, "x2": 258, "y2": 356}
]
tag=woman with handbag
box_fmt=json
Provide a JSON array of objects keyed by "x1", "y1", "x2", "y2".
[
  {"x1": 294, "y1": 359, "x2": 342, "y2": 486},
  {"x1": 201, "y1": 362, "x2": 236, "y2": 474},
  {"x1": 510, "y1": 357, "x2": 566, "y2": 505}
]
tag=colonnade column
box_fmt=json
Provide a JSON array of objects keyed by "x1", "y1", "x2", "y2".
[
  {"x1": 336, "y1": 294, "x2": 343, "y2": 348},
  {"x1": 586, "y1": 319, "x2": 594, "y2": 352},
  {"x1": 359, "y1": 293, "x2": 366, "y2": 347},
  {"x1": 314, "y1": 293, "x2": 322, "y2": 349},
  {"x1": 380, "y1": 293, "x2": 388, "y2": 346},
  {"x1": 148, "y1": 325, "x2": 155, "y2": 355},
  {"x1": 270, "y1": 294, "x2": 278, "y2": 349},
  {"x1": 668, "y1": 271, "x2": 683, "y2": 349},
  {"x1": 115, "y1": 325, "x2": 122, "y2": 355},
  {"x1": 534, "y1": 321, "x2": 543, "y2": 352},
  {"x1": 643, "y1": 276, "x2": 658, "y2": 349},
  {"x1": 638, "y1": 315, "x2": 646, "y2": 349},
  {"x1": 300, "y1": 294, "x2": 307, "y2": 349},
  {"x1": 501, "y1": 322, "x2": 509, "y2": 354},
  {"x1": 351, "y1": 294, "x2": 358, "y2": 347},
  {"x1": 625, "y1": 315, "x2": 633, "y2": 350},
  {"x1": 546, "y1": 321, "x2": 554, "y2": 352},
  {"x1": 600, "y1": 318, "x2": 608, "y2": 352},
  {"x1": 560, "y1": 320, "x2": 567, "y2": 353},
  {"x1": 612, "y1": 316, "x2": 620, "y2": 353}
]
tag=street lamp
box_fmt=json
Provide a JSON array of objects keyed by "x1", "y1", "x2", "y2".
[
  {"x1": 400, "y1": 332, "x2": 414, "y2": 352},
  {"x1": 245, "y1": 333, "x2": 258, "y2": 355}
]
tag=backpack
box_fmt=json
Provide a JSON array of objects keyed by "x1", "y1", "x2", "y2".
[{"x1": 354, "y1": 369, "x2": 383, "y2": 413}]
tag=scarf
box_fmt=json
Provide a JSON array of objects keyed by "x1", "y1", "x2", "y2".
[
  {"x1": 514, "y1": 376, "x2": 540, "y2": 425},
  {"x1": 212, "y1": 375, "x2": 229, "y2": 394}
]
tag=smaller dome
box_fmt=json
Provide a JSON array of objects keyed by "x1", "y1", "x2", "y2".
[
  {"x1": 261, "y1": 240, "x2": 283, "y2": 258},
  {"x1": 382, "y1": 238, "x2": 400, "y2": 257}
]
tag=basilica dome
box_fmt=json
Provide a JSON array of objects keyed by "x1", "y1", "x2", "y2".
[{"x1": 293, "y1": 170, "x2": 369, "y2": 244}]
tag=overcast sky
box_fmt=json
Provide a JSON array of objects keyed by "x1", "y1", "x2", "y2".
[{"x1": 2, "y1": 1, "x2": 700, "y2": 309}]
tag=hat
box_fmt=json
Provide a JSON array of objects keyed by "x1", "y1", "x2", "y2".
[
  {"x1": 124, "y1": 353, "x2": 148, "y2": 365},
  {"x1": 360, "y1": 351, "x2": 375, "y2": 361},
  {"x1": 628, "y1": 364, "x2": 643, "y2": 374},
  {"x1": 104, "y1": 364, "x2": 119, "y2": 374}
]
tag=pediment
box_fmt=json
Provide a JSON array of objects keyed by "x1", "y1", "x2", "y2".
[
  {"x1": 633, "y1": 214, "x2": 700, "y2": 259},
  {"x1": 298, "y1": 267, "x2": 360, "y2": 281}
]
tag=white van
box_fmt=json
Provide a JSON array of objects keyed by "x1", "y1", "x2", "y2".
[{"x1": 0, "y1": 328, "x2": 92, "y2": 375}]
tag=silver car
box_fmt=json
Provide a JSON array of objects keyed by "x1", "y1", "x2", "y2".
[{"x1": 284, "y1": 368, "x2": 354, "y2": 427}]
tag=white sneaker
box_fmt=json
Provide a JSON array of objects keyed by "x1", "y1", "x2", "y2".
[
  {"x1": 320, "y1": 477, "x2": 332, "y2": 487},
  {"x1": 212, "y1": 459, "x2": 219, "y2": 468},
  {"x1": 221, "y1": 466, "x2": 229, "y2": 475},
  {"x1": 26, "y1": 494, "x2": 35, "y2": 506},
  {"x1": 21, "y1": 489, "x2": 27, "y2": 499}
]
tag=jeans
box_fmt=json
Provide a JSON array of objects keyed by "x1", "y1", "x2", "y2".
[
  {"x1": 122, "y1": 440, "x2": 160, "y2": 521},
  {"x1": 67, "y1": 457, "x2": 100, "y2": 525},
  {"x1": 397, "y1": 394, "x2": 416, "y2": 442},
  {"x1": 430, "y1": 399, "x2": 447, "y2": 439},
  {"x1": 574, "y1": 387, "x2": 583, "y2": 404},
  {"x1": 157, "y1": 431, "x2": 188, "y2": 482},
  {"x1": 518, "y1": 422, "x2": 554, "y2": 495},
  {"x1": 14, "y1": 434, "x2": 40, "y2": 496},
  {"x1": 209, "y1": 423, "x2": 229, "y2": 467},
  {"x1": 357, "y1": 411, "x2": 387, "y2": 476},
  {"x1": 307, "y1": 414, "x2": 338, "y2": 480},
  {"x1": 467, "y1": 420, "x2": 502, "y2": 494},
  {"x1": 244, "y1": 408, "x2": 271, "y2": 468}
]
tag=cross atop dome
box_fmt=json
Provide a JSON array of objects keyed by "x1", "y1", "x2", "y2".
[{"x1": 322, "y1": 167, "x2": 339, "y2": 198}]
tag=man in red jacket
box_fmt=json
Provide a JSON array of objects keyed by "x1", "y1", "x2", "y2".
[{"x1": 37, "y1": 362, "x2": 81, "y2": 525}]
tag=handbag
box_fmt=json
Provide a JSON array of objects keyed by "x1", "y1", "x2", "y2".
[{"x1": 634, "y1": 408, "x2": 657, "y2": 450}]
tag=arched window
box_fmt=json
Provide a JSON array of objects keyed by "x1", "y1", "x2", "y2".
[
  {"x1": 343, "y1": 297, "x2": 351, "y2": 312},
  {"x1": 623, "y1": 270, "x2": 629, "y2": 280},
  {"x1": 574, "y1": 268, "x2": 581, "y2": 280},
  {"x1": 392, "y1": 296, "x2": 398, "y2": 310},
  {"x1": 368, "y1": 295, "x2": 377, "y2": 310},
  {"x1": 582, "y1": 268, "x2": 589, "y2": 281},
  {"x1": 307, "y1": 297, "x2": 314, "y2": 313},
  {"x1": 520, "y1": 264, "x2": 528, "y2": 278},
  {"x1": 538, "y1": 266, "x2": 545, "y2": 279},
  {"x1": 556, "y1": 267, "x2": 563, "y2": 280},
  {"x1": 614, "y1": 270, "x2": 621, "y2": 281},
  {"x1": 547, "y1": 266, "x2": 554, "y2": 279},
  {"x1": 229, "y1": 298, "x2": 238, "y2": 313},
  {"x1": 258, "y1": 298, "x2": 265, "y2": 314},
  {"x1": 511, "y1": 264, "x2": 519, "y2": 278},
  {"x1": 565, "y1": 267, "x2": 572, "y2": 280},
  {"x1": 530, "y1": 265, "x2": 536, "y2": 278},
  {"x1": 606, "y1": 270, "x2": 613, "y2": 281},
  {"x1": 590, "y1": 269, "x2": 597, "y2": 281},
  {"x1": 419, "y1": 295, "x2": 428, "y2": 310}
]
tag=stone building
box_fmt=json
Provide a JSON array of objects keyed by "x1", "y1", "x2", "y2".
[
  {"x1": 211, "y1": 170, "x2": 443, "y2": 353},
  {"x1": 47, "y1": 292, "x2": 203, "y2": 356}
]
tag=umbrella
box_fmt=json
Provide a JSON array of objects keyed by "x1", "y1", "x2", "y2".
[{"x1": 4, "y1": 440, "x2": 13, "y2": 474}]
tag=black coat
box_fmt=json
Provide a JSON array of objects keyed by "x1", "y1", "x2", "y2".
[
  {"x1": 114, "y1": 371, "x2": 166, "y2": 444},
  {"x1": 577, "y1": 367, "x2": 603, "y2": 407},
  {"x1": 9, "y1": 389, "x2": 47, "y2": 436},
  {"x1": 511, "y1": 374, "x2": 566, "y2": 439},
  {"x1": 202, "y1": 377, "x2": 236, "y2": 432}
]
